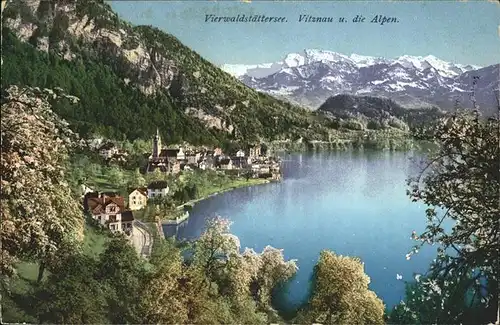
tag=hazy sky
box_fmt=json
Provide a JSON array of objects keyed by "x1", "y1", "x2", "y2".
[{"x1": 110, "y1": 1, "x2": 499, "y2": 67}]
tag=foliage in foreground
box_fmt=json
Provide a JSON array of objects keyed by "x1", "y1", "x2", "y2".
[
  {"x1": 139, "y1": 217, "x2": 298, "y2": 324},
  {"x1": 1, "y1": 85, "x2": 84, "y2": 281},
  {"x1": 15, "y1": 219, "x2": 298, "y2": 324},
  {"x1": 390, "y1": 108, "x2": 499, "y2": 324},
  {"x1": 32, "y1": 235, "x2": 147, "y2": 324},
  {"x1": 295, "y1": 250, "x2": 385, "y2": 325}
]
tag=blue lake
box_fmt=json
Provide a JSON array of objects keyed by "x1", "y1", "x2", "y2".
[{"x1": 164, "y1": 150, "x2": 437, "y2": 311}]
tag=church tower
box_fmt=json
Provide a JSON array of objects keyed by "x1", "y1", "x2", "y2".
[{"x1": 152, "y1": 128, "x2": 161, "y2": 159}]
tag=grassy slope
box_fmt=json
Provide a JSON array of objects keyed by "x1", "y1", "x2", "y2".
[
  {"x1": 1, "y1": 225, "x2": 111, "y2": 323},
  {"x1": 196, "y1": 177, "x2": 270, "y2": 200},
  {"x1": 83, "y1": 170, "x2": 135, "y2": 195}
]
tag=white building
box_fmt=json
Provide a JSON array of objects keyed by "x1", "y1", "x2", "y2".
[
  {"x1": 147, "y1": 180, "x2": 170, "y2": 199},
  {"x1": 176, "y1": 147, "x2": 185, "y2": 161},
  {"x1": 186, "y1": 152, "x2": 201, "y2": 164},
  {"x1": 128, "y1": 187, "x2": 148, "y2": 210}
]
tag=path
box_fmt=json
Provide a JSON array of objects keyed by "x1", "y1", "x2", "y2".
[{"x1": 131, "y1": 220, "x2": 152, "y2": 259}]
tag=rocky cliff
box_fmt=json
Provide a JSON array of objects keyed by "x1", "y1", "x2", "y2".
[
  {"x1": 3, "y1": 0, "x2": 177, "y2": 94},
  {"x1": 2, "y1": 0, "x2": 331, "y2": 144}
]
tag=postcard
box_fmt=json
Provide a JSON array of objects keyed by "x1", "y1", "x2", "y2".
[{"x1": 1, "y1": 0, "x2": 499, "y2": 324}]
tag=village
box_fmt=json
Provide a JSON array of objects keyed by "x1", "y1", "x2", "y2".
[{"x1": 81, "y1": 129, "x2": 283, "y2": 257}]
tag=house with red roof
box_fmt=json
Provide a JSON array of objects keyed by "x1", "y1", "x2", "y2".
[{"x1": 85, "y1": 192, "x2": 134, "y2": 235}]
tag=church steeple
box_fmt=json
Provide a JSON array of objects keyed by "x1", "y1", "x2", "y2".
[{"x1": 153, "y1": 128, "x2": 161, "y2": 158}]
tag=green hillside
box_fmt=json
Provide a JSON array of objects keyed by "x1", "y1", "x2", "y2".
[{"x1": 1, "y1": 0, "x2": 331, "y2": 145}]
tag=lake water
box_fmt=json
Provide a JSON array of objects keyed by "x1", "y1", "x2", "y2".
[{"x1": 164, "y1": 150, "x2": 438, "y2": 312}]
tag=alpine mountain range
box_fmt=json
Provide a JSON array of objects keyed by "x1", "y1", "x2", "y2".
[{"x1": 221, "y1": 49, "x2": 499, "y2": 116}]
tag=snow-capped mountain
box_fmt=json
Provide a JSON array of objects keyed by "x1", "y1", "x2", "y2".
[
  {"x1": 221, "y1": 49, "x2": 498, "y2": 116},
  {"x1": 220, "y1": 62, "x2": 283, "y2": 79}
]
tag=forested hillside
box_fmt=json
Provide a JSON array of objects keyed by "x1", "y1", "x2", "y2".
[
  {"x1": 1, "y1": 31, "x2": 220, "y2": 144},
  {"x1": 317, "y1": 94, "x2": 444, "y2": 131},
  {"x1": 1, "y1": 0, "x2": 331, "y2": 145}
]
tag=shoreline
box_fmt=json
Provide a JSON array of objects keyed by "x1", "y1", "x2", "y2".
[{"x1": 161, "y1": 178, "x2": 275, "y2": 226}]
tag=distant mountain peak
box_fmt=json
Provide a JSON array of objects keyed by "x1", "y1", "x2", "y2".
[
  {"x1": 221, "y1": 49, "x2": 496, "y2": 116},
  {"x1": 222, "y1": 49, "x2": 482, "y2": 79}
]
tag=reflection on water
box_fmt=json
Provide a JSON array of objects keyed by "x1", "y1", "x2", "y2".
[
  {"x1": 164, "y1": 150, "x2": 437, "y2": 313},
  {"x1": 163, "y1": 218, "x2": 189, "y2": 238}
]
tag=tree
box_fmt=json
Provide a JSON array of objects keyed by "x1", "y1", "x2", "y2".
[
  {"x1": 367, "y1": 120, "x2": 382, "y2": 130},
  {"x1": 128, "y1": 167, "x2": 146, "y2": 188},
  {"x1": 404, "y1": 109, "x2": 499, "y2": 324},
  {"x1": 1, "y1": 85, "x2": 84, "y2": 281},
  {"x1": 192, "y1": 217, "x2": 240, "y2": 288},
  {"x1": 389, "y1": 272, "x2": 495, "y2": 325},
  {"x1": 252, "y1": 246, "x2": 298, "y2": 307},
  {"x1": 295, "y1": 250, "x2": 385, "y2": 325},
  {"x1": 190, "y1": 218, "x2": 296, "y2": 321},
  {"x1": 131, "y1": 138, "x2": 151, "y2": 154},
  {"x1": 138, "y1": 217, "x2": 297, "y2": 324},
  {"x1": 106, "y1": 166, "x2": 124, "y2": 188},
  {"x1": 244, "y1": 170, "x2": 252, "y2": 181},
  {"x1": 96, "y1": 236, "x2": 146, "y2": 323},
  {"x1": 148, "y1": 167, "x2": 166, "y2": 182},
  {"x1": 34, "y1": 252, "x2": 107, "y2": 324},
  {"x1": 223, "y1": 247, "x2": 263, "y2": 302},
  {"x1": 136, "y1": 240, "x2": 195, "y2": 324}
]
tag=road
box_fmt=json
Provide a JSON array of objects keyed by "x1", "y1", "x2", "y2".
[{"x1": 131, "y1": 220, "x2": 152, "y2": 259}]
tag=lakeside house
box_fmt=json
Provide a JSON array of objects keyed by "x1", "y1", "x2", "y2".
[
  {"x1": 198, "y1": 156, "x2": 214, "y2": 170},
  {"x1": 107, "y1": 151, "x2": 129, "y2": 164},
  {"x1": 259, "y1": 165, "x2": 270, "y2": 174},
  {"x1": 84, "y1": 191, "x2": 120, "y2": 210},
  {"x1": 84, "y1": 137, "x2": 104, "y2": 150},
  {"x1": 181, "y1": 163, "x2": 198, "y2": 172},
  {"x1": 145, "y1": 129, "x2": 228, "y2": 174},
  {"x1": 97, "y1": 141, "x2": 129, "y2": 165},
  {"x1": 128, "y1": 187, "x2": 148, "y2": 210},
  {"x1": 247, "y1": 155, "x2": 282, "y2": 179},
  {"x1": 231, "y1": 156, "x2": 251, "y2": 169},
  {"x1": 84, "y1": 192, "x2": 134, "y2": 235},
  {"x1": 176, "y1": 147, "x2": 185, "y2": 161},
  {"x1": 147, "y1": 180, "x2": 170, "y2": 199},
  {"x1": 248, "y1": 144, "x2": 261, "y2": 159},
  {"x1": 141, "y1": 128, "x2": 281, "y2": 180},
  {"x1": 185, "y1": 151, "x2": 201, "y2": 164},
  {"x1": 219, "y1": 158, "x2": 233, "y2": 170}
]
